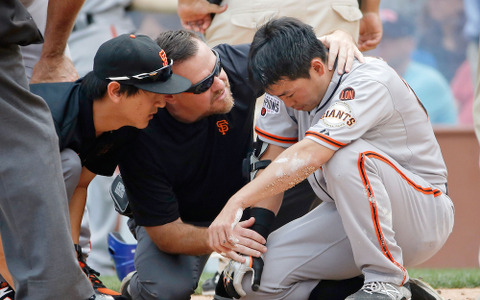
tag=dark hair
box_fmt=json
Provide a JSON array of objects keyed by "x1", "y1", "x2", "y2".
[
  {"x1": 248, "y1": 17, "x2": 327, "y2": 93},
  {"x1": 155, "y1": 30, "x2": 201, "y2": 63},
  {"x1": 81, "y1": 71, "x2": 140, "y2": 100}
]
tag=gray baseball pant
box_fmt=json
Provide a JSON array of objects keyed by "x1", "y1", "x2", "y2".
[
  {"x1": 0, "y1": 44, "x2": 93, "y2": 300},
  {"x1": 129, "y1": 226, "x2": 210, "y2": 300},
  {"x1": 239, "y1": 139, "x2": 454, "y2": 300}
]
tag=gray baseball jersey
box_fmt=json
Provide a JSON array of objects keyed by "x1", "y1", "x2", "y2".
[{"x1": 241, "y1": 57, "x2": 455, "y2": 299}]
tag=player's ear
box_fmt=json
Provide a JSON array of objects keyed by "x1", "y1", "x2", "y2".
[
  {"x1": 107, "y1": 81, "x2": 122, "y2": 103},
  {"x1": 311, "y1": 59, "x2": 325, "y2": 76}
]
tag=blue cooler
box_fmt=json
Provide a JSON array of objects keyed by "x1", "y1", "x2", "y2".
[{"x1": 108, "y1": 231, "x2": 136, "y2": 281}]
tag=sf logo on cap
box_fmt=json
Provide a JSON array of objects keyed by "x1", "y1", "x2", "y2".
[{"x1": 159, "y1": 50, "x2": 168, "y2": 67}]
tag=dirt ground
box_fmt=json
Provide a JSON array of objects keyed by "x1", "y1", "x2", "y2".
[
  {"x1": 191, "y1": 288, "x2": 480, "y2": 300},
  {"x1": 436, "y1": 288, "x2": 480, "y2": 300}
]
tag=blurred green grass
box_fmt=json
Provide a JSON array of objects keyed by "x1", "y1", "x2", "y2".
[
  {"x1": 100, "y1": 268, "x2": 480, "y2": 295},
  {"x1": 408, "y1": 268, "x2": 480, "y2": 289},
  {"x1": 99, "y1": 271, "x2": 214, "y2": 295}
]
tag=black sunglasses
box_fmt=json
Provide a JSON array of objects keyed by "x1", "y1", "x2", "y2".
[
  {"x1": 184, "y1": 49, "x2": 221, "y2": 94},
  {"x1": 106, "y1": 59, "x2": 174, "y2": 82}
]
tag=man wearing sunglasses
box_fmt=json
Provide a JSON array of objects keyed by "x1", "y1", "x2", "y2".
[
  {"x1": 0, "y1": 33, "x2": 191, "y2": 300},
  {"x1": 116, "y1": 28, "x2": 366, "y2": 300}
]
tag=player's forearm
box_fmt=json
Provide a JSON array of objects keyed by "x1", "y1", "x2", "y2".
[
  {"x1": 232, "y1": 139, "x2": 331, "y2": 210},
  {"x1": 69, "y1": 186, "x2": 88, "y2": 245},
  {"x1": 41, "y1": 0, "x2": 85, "y2": 59},
  {"x1": 70, "y1": 169, "x2": 96, "y2": 244},
  {"x1": 251, "y1": 144, "x2": 285, "y2": 214},
  {"x1": 146, "y1": 221, "x2": 212, "y2": 255}
]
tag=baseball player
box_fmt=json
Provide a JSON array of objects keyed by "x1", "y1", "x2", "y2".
[{"x1": 209, "y1": 17, "x2": 454, "y2": 300}]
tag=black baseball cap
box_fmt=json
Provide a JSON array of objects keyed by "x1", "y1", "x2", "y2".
[{"x1": 93, "y1": 34, "x2": 192, "y2": 94}]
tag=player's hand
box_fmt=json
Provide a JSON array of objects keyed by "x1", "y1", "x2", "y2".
[
  {"x1": 209, "y1": 202, "x2": 267, "y2": 262},
  {"x1": 177, "y1": 0, "x2": 227, "y2": 34},
  {"x1": 318, "y1": 29, "x2": 364, "y2": 75},
  {"x1": 223, "y1": 255, "x2": 264, "y2": 298},
  {"x1": 30, "y1": 55, "x2": 79, "y2": 83},
  {"x1": 358, "y1": 12, "x2": 383, "y2": 52}
]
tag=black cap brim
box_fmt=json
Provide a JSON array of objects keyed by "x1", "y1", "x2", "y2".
[{"x1": 133, "y1": 74, "x2": 192, "y2": 95}]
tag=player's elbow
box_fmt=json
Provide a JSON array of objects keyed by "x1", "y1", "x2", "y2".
[{"x1": 297, "y1": 139, "x2": 334, "y2": 169}]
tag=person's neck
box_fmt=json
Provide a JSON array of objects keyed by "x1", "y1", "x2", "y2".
[
  {"x1": 323, "y1": 67, "x2": 336, "y2": 91},
  {"x1": 92, "y1": 96, "x2": 123, "y2": 137}
]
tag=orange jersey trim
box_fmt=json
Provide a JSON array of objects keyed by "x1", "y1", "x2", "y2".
[
  {"x1": 255, "y1": 126, "x2": 298, "y2": 144},
  {"x1": 357, "y1": 151, "x2": 442, "y2": 285},
  {"x1": 305, "y1": 131, "x2": 347, "y2": 149}
]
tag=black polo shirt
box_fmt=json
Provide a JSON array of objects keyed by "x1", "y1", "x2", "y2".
[
  {"x1": 30, "y1": 81, "x2": 139, "y2": 176},
  {"x1": 119, "y1": 43, "x2": 258, "y2": 227}
]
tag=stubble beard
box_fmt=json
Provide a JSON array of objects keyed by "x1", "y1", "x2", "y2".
[{"x1": 207, "y1": 83, "x2": 235, "y2": 116}]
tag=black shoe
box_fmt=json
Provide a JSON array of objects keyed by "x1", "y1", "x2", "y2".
[
  {"x1": 309, "y1": 277, "x2": 440, "y2": 300},
  {"x1": 0, "y1": 281, "x2": 15, "y2": 300},
  {"x1": 409, "y1": 278, "x2": 443, "y2": 300},
  {"x1": 75, "y1": 244, "x2": 126, "y2": 300},
  {"x1": 213, "y1": 271, "x2": 233, "y2": 300}
]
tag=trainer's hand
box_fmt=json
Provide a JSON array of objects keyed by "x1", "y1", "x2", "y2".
[
  {"x1": 223, "y1": 255, "x2": 264, "y2": 298},
  {"x1": 318, "y1": 30, "x2": 364, "y2": 75},
  {"x1": 211, "y1": 216, "x2": 267, "y2": 263},
  {"x1": 177, "y1": 0, "x2": 227, "y2": 34}
]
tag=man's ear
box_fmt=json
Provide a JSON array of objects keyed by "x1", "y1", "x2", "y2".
[
  {"x1": 163, "y1": 93, "x2": 176, "y2": 104},
  {"x1": 107, "y1": 81, "x2": 122, "y2": 103},
  {"x1": 311, "y1": 59, "x2": 325, "y2": 75}
]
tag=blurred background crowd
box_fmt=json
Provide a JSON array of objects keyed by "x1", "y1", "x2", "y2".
[
  {"x1": 371, "y1": 0, "x2": 479, "y2": 126},
  {"x1": 107, "y1": 0, "x2": 479, "y2": 128}
]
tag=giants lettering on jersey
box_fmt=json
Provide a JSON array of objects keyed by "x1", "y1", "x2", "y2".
[
  {"x1": 321, "y1": 102, "x2": 356, "y2": 128},
  {"x1": 261, "y1": 94, "x2": 281, "y2": 117}
]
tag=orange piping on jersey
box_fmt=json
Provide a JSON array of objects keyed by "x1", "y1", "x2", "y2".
[
  {"x1": 254, "y1": 126, "x2": 298, "y2": 144},
  {"x1": 358, "y1": 152, "x2": 408, "y2": 285},
  {"x1": 305, "y1": 131, "x2": 347, "y2": 149},
  {"x1": 249, "y1": 256, "x2": 253, "y2": 268}
]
